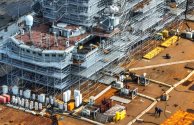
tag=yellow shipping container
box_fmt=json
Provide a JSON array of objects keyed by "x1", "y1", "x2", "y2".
[
  {"x1": 120, "y1": 110, "x2": 126, "y2": 120},
  {"x1": 68, "y1": 102, "x2": 75, "y2": 111}
]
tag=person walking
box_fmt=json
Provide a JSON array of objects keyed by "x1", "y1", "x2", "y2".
[
  {"x1": 157, "y1": 108, "x2": 163, "y2": 117},
  {"x1": 155, "y1": 107, "x2": 158, "y2": 116}
]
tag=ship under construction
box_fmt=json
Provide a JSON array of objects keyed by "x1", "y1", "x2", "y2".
[{"x1": 0, "y1": 0, "x2": 193, "y2": 94}]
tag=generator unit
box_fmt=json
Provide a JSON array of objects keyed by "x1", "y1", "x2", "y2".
[
  {"x1": 120, "y1": 87, "x2": 138, "y2": 99},
  {"x1": 138, "y1": 73, "x2": 150, "y2": 86}
]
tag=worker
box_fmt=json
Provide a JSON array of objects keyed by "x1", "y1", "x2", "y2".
[
  {"x1": 154, "y1": 107, "x2": 158, "y2": 116},
  {"x1": 157, "y1": 108, "x2": 163, "y2": 117}
]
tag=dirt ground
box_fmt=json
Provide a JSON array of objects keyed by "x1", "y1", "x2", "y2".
[
  {"x1": 129, "y1": 38, "x2": 194, "y2": 68},
  {"x1": 134, "y1": 64, "x2": 190, "y2": 85},
  {"x1": 0, "y1": 105, "x2": 92, "y2": 125},
  {"x1": 111, "y1": 97, "x2": 153, "y2": 125},
  {"x1": 125, "y1": 27, "x2": 194, "y2": 124},
  {"x1": 94, "y1": 88, "x2": 153, "y2": 125},
  {"x1": 134, "y1": 76, "x2": 194, "y2": 125},
  {"x1": 0, "y1": 105, "x2": 52, "y2": 125},
  {"x1": 127, "y1": 82, "x2": 169, "y2": 98}
]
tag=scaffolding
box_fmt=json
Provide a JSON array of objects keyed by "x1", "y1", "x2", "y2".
[{"x1": 0, "y1": 0, "x2": 189, "y2": 94}]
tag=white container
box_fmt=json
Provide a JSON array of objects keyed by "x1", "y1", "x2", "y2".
[
  {"x1": 34, "y1": 102, "x2": 38, "y2": 110},
  {"x1": 63, "y1": 92, "x2": 68, "y2": 103},
  {"x1": 67, "y1": 90, "x2": 71, "y2": 101},
  {"x1": 119, "y1": 75, "x2": 125, "y2": 82},
  {"x1": 12, "y1": 86, "x2": 19, "y2": 95},
  {"x1": 29, "y1": 101, "x2": 34, "y2": 110},
  {"x1": 116, "y1": 81, "x2": 124, "y2": 88},
  {"x1": 17, "y1": 97, "x2": 21, "y2": 106},
  {"x1": 49, "y1": 96, "x2": 53, "y2": 100},
  {"x1": 18, "y1": 99, "x2": 22, "y2": 106},
  {"x1": 50, "y1": 98, "x2": 54, "y2": 105},
  {"x1": 21, "y1": 98, "x2": 25, "y2": 107},
  {"x1": 58, "y1": 103, "x2": 64, "y2": 110},
  {"x1": 20, "y1": 90, "x2": 23, "y2": 96},
  {"x1": 46, "y1": 97, "x2": 49, "y2": 104},
  {"x1": 32, "y1": 94, "x2": 36, "y2": 100},
  {"x1": 186, "y1": 32, "x2": 193, "y2": 39},
  {"x1": 39, "y1": 103, "x2": 42, "y2": 110},
  {"x1": 38, "y1": 94, "x2": 45, "y2": 103},
  {"x1": 64, "y1": 103, "x2": 67, "y2": 111},
  {"x1": 74, "y1": 90, "x2": 80, "y2": 98},
  {"x1": 24, "y1": 90, "x2": 31, "y2": 99},
  {"x1": 25, "y1": 99, "x2": 29, "y2": 108},
  {"x1": 89, "y1": 96, "x2": 95, "y2": 105},
  {"x1": 2, "y1": 85, "x2": 8, "y2": 94},
  {"x1": 12, "y1": 96, "x2": 16, "y2": 104},
  {"x1": 15, "y1": 98, "x2": 18, "y2": 105},
  {"x1": 75, "y1": 96, "x2": 80, "y2": 107},
  {"x1": 79, "y1": 94, "x2": 82, "y2": 105}
]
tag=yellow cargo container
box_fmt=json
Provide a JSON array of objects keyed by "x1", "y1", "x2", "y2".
[
  {"x1": 113, "y1": 110, "x2": 126, "y2": 122},
  {"x1": 120, "y1": 110, "x2": 126, "y2": 120},
  {"x1": 68, "y1": 102, "x2": 75, "y2": 111}
]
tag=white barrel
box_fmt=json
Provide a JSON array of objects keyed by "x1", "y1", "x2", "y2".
[
  {"x1": 12, "y1": 86, "x2": 19, "y2": 95},
  {"x1": 15, "y1": 98, "x2": 18, "y2": 105},
  {"x1": 79, "y1": 94, "x2": 82, "y2": 105},
  {"x1": 67, "y1": 90, "x2": 71, "y2": 101},
  {"x1": 58, "y1": 103, "x2": 64, "y2": 110},
  {"x1": 29, "y1": 101, "x2": 34, "y2": 110},
  {"x1": 38, "y1": 94, "x2": 45, "y2": 103},
  {"x1": 25, "y1": 99, "x2": 29, "y2": 108},
  {"x1": 21, "y1": 98, "x2": 25, "y2": 107},
  {"x1": 75, "y1": 96, "x2": 80, "y2": 107},
  {"x1": 74, "y1": 90, "x2": 80, "y2": 98},
  {"x1": 46, "y1": 97, "x2": 49, "y2": 105},
  {"x1": 32, "y1": 94, "x2": 36, "y2": 100},
  {"x1": 49, "y1": 96, "x2": 53, "y2": 100},
  {"x1": 34, "y1": 102, "x2": 38, "y2": 111},
  {"x1": 18, "y1": 97, "x2": 21, "y2": 106},
  {"x1": 64, "y1": 103, "x2": 67, "y2": 111},
  {"x1": 20, "y1": 90, "x2": 23, "y2": 96},
  {"x1": 50, "y1": 98, "x2": 54, "y2": 105},
  {"x1": 2, "y1": 85, "x2": 8, "y2": 94},
  {"x1": 39, "y1": 103, "x2": 42, "y2": 110},
  {"x1": 12, "y1": 96, "x2": 16, "y2": 104},
  {"x1": 63, "y1": 92, "x2": 68, "y2": 103},
  {"x1": 18, "y1": 99, "x2": 22, "y2": 106},
  {"x1": 24, "y1": 89, "x2": 31, "y2": 99}
]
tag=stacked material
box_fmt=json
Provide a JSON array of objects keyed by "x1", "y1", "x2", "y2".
[
  {"x1": 143, "y1": 47, "x2": 164, "y2": 60},
  {"x1": 103, "y1": 104, "x2": 125, "y2": 117},
  {"x1": 160, "y1": 36, "x2": 178, "y2": 48}
]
